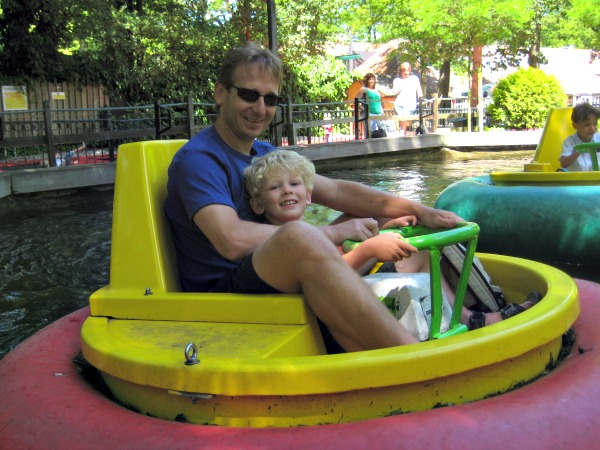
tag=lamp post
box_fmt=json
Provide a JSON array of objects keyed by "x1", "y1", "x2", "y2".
[
  {"x1": 266, "y1": 0, "x2": 281, "y2": 145},
  {"x1": 266, "y1": 0, "x2": 277, "y2": 53}
]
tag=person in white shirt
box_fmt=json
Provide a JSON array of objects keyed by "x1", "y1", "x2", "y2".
[
  {"x1": 392, "y1": 62, "x2": 423, "y2": 135},
  {"x1": 559, "y1": 103, "x2": 600, "y2": 171}
]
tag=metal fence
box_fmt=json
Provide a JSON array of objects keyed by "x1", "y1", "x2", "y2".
[{"x1": 0, "y1": 94, "x2": 496, "y2": 171}]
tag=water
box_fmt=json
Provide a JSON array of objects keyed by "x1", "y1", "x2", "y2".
[{"x1": 0, "y1": 149, "x2": 537, "y2": 359}]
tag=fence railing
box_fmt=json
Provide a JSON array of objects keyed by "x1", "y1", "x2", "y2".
[{"x1": 0, "y1": 94, "x2": 494, "y2": 170}]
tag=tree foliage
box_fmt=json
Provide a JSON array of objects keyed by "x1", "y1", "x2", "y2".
[
  {"x1": 0, "y1": 0, "x2": 597, "y2": 107},
  {"x1": 0, "y1": 0, "x2": 350, "y2": 105},
  {"x1": 341, "y1": 0, "x2": 596, "y2": 98},
  {"x1": 487, "y1": 68, "x2": 566, "y2": 129},
  {"x1": 285, "y1": 54, "x2": 352, "y2": 103}
]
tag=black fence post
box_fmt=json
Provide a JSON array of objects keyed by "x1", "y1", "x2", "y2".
[
  {"x1": 354, "y1": 98, "x2": 360, "y2": 140},
  {"x1": 432, "y1": 94, "x2": 439, "y2": 133},
  {"x1": 285, "y1": 98, "x2": 295, "y2": 146},
  {"x1": 418, "y1": 98, "x2": 424, "y2": 134},
  {"x1": 186, "y1": 95, "x2": 194, "y2": 139},
  {"x1": 355, "y1": 97, "x2": 369, "y2": 138},
  {"x1": 43, "y1": 100, "x2": 57, "y2": 167},
  {"x1": 272, "y1": 107, "x2": 283, "y2": 147},
  {"x1": 154, "y1": 101, "x2": 161, "y2": 139},
  {"x1": 306, "y1": 107, "x2": 311, "y2": 145}
]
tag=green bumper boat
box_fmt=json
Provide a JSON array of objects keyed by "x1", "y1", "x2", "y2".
[{"x1": 435, "y1": 107, "x2": 600, "y2": 269}]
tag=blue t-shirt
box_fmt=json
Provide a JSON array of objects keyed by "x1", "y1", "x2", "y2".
[{"x1": 164, "y1": 126, "x2": 274, "y2": 291}]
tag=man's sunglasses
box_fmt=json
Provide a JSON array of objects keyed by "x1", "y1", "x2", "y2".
[{"x1": 231, "y1": 85, "x2": 284, "y2": 107}]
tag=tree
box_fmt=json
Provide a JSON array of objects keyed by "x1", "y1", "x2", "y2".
[
  {"x1": 0, "y1": 0, "x2": 106, "y2": 81},
  {"x1": 568, "y1": 0, "x2": 600, "y2": 54},
  {"x1": 487, "y1": 68, "x2": 565, "y2": 129},
  {"x1": 0, "y1": 0, "x2": 353, "y2": 105}
]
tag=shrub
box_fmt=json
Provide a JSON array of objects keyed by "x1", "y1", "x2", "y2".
[{"x1": 487, "y1": 68, "x2": 566, "y2": 130}]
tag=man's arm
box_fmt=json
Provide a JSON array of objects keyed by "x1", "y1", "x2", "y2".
[
  {"x1": 312, "y1": 174, "x2": 461, "y2": 230},
  {"x1": 193, "y1": 204, "x2": 278, "y2": 261}
]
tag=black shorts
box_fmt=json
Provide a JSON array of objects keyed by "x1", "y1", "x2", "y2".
[
  {"x1": 211, "y1": 254, "x2": 345, "y2": 354},
  {"x1": 210, "y1": 254, "x2": 280, "y2": 294}
]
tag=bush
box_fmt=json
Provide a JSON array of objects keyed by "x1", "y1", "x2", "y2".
[{"x1": 487, "y1": 68, "x2": 566, "y2": 130}]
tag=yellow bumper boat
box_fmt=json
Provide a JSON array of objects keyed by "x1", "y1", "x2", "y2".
[{"x1": 80, "y1": 139, "x2": 579, "y2": 428}]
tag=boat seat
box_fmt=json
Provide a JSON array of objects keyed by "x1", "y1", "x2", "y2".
[
  {"x1": 525, "y1": 107, "x2": 574, "y2": 172},
  {"x1": 89, "y1": 140, "x2": 320, "y2": 330}
]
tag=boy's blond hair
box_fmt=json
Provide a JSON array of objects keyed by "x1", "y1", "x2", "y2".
[{"x1": 244, "y1": 150, "x2": 315, "y2": 201}]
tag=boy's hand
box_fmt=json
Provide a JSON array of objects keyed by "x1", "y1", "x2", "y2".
[
  {"x1": 362, "y1": 233, "x2": 417, "y2": 262},
  {"x1": 324, "y1": 218, "x2": 379, "y2": 244},
  {"x1": 381, "y1": 215, "x2": 418, "y2": 229}
]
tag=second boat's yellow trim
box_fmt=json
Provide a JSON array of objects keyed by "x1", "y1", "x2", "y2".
[{"x1": 490, "y1": 170, "x2": 600, "y2": 184}]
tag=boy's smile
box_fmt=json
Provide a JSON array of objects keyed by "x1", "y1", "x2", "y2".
[{"x1": 250, "y1": 171, "x2": 312, "y2": 226}]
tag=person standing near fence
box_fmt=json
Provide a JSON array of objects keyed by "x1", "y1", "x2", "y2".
[
  {"x1": 355, "y1": 73, "x2": 385, "y2": 136},
  {"x1": 392, "y1": 62, "x2": 423, "y2": 136}
]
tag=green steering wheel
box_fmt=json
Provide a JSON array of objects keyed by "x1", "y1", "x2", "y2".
[
  {"x1": 574, "y1": 141, "x2": 600, "y2": 171},
  {"x1": 343, "y1": 222, "x2": 480, "y2": 340}
]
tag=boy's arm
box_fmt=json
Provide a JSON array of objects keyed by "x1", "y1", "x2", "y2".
[
  {"x1": 343, "y1": 233, "x2": 417, "y2": 275},
  {"x1": 559, "y1": 135, "x2": 580, "y2": 168},
  {"x1": 559, "y1": 151, "x2": 581, "y2": 168}
]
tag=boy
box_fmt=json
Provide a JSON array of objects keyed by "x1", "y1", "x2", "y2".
[
  {"x1": 244, "y1": 150, "x2": 418, "y2": 275},
  {"x1": 559, "y1": 103, "x2": 600, "y2": 171}
]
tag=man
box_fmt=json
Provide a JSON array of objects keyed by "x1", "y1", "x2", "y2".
[
  {"x1": 165, "y1": 43, "x2": 462, "y2": 352},
  {"x1": 392, "y1": 62, "x2": 423, "y2": 135}
]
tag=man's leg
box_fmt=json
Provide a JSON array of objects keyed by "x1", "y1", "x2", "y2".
[{"x1": 252, "y1": 221, "x2": 419, "y2": 351}]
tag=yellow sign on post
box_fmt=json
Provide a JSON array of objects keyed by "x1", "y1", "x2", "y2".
[{"x1": 2, "y1": 86, "x2": 28, "y2": 111}]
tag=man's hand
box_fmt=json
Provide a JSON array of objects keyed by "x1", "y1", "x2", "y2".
[
  {"x1": 417, "y1": 207, "x2": 463, "y2": 229},
  {"x1": 322, "y1": 217, "x2": 379, "y2": 245}
]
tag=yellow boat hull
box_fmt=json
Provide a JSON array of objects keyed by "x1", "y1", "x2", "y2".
[
  {"x1": 82, "y1": 254, "x2": 578, "y2": 427},
  {"x1": 80, "y1": 139, "x2": 578, "y2": 427}
]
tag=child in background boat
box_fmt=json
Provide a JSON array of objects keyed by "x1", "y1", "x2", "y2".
[
  {"x1": 559, "y1": 103, "x2": 600, "y2": 171},
  {"x1": 244, "y1": 150, "x2": 419, "y2": 275},
  {"x1": 244, "y1": 150, "x2": 541, "y2": 331}
]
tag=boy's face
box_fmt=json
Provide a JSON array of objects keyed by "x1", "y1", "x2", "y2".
[
  {"x1": 250, "y1": 170, "x2": 312, "y2": 226},
  {"x1": 573, "y1": 115, "x2": 598, "y2": 143}
]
